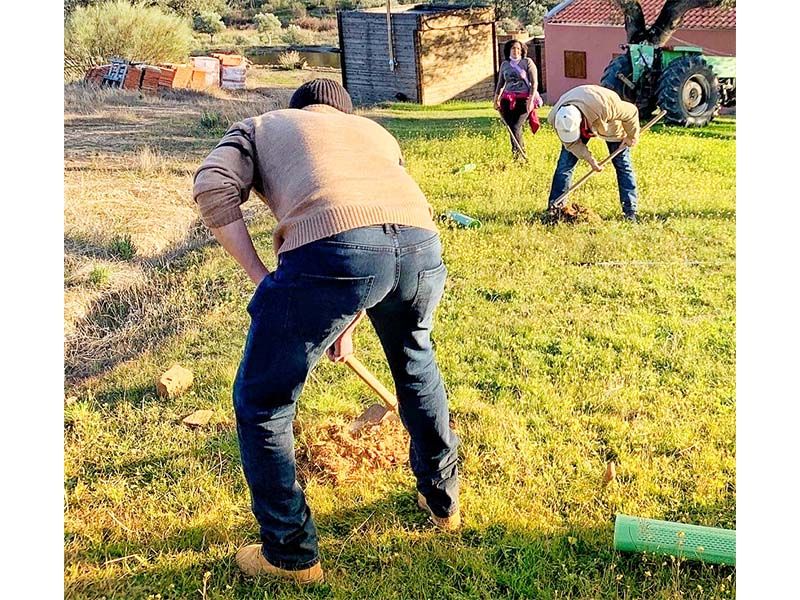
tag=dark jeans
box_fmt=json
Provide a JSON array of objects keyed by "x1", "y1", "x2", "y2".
[
  {"x1": 500, "y1": 97, "x2": 528, "y2": 158},
  {"x1": 233, "y1": 224, "x2": 460, "y2": 570},
  {"x1": 547, "y1": 141, "x2": 639, "y2": 215}
]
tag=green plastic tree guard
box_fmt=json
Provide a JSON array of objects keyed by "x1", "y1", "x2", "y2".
[
  {"x1": 446, "y1": 211, "x2": 482, "y2": 229},
  {"x1": 614, "y1": 514, "x2": 735, "y2": 566}
]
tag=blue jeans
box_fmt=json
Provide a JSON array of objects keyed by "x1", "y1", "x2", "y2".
[
  {"x1": 547, "y1": 141, "x2": 638, "y2": 215},
  {"x1": 233, "y1": 224, "x2": 460, "y2": 570}
]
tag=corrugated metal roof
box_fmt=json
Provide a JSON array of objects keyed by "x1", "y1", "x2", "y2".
[{"x1": 546, "y1": 0, "x2": 736, "y2": 29}]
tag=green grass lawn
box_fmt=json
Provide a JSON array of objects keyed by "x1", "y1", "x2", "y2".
[{"x1": 64, "y1": 92, "x2": 735, "y2": 599}]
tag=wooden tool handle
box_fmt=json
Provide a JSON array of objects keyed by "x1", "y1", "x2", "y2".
[
  {"x1": 552, "y1": 109, "x2": 666, "y2": 209},
  {"x1": 499, "y1": 116, "x2": 529, "y2": 162},
  {"x1": 343, "y1": 355, "x2": 398, "y2": 410}
]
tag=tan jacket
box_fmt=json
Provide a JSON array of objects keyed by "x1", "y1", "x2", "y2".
[
  {"x1": 547, "y1": 85, "x2": 640, "y2": 162},
  {"x1": 193, "y1": 105, "x2": 436, "y2": 255}
]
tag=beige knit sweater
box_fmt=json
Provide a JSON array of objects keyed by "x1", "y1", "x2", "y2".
[
  {"x1": 547, "y1": 85, "x2": 640, "y2": 162},
  {"x1": 193, "y1": 104, "x2": 437, "y2": 255}
]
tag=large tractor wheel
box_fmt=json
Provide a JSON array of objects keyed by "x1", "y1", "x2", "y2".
[
  {"x1": 657, "y1": 55, "x2": 721, "y2": 126},
  {"x1": 601, "y1": 54, "x2": 637, "y2": 103}
]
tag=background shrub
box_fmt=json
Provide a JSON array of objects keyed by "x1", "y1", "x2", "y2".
[
  {"x1": 64, "y1": 1, "x2": 193, "y2": 80},
  {"x1": 193, "y1": 11, "x2": 225, "y2": 44},
  {"x1": 291, "y1": 16, "x2": 337, "y2": 32},
  {"x1": 254, "y1": 12, "x2": 282, "y2": 45},
  {"x1": 277, "y1": 49, "x2": 303, "y2": 70},
  {"x1": 281, "y1": 24, "x2": 315, "y2": 45}
]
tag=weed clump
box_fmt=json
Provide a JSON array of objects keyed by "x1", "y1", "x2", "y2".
[
  {"x1": 109, "y1": 234, "x2": 136, "y2": 260},
  {"x1": 88, "y1": 266, "x2": 110, "y2": 286},
  {"x1": 199, "y1": 111, "x2": 226, "y2": 132}
]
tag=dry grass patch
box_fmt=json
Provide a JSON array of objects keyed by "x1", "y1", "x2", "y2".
[
  {"x1": 64, "y1": 255, "x2": 146, "y2": 337},
  {"x1": 64, "y1": 167, "x2": 197, "y2": 260}
]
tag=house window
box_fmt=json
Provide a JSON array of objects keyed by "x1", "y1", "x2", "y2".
[{"x1": 564, "y1": 50, "x2": 587, "y2": 79}]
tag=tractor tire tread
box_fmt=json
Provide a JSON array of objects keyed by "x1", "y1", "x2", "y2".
[{"x1": 656, "y1": 55, "x2": 720, "y2": 127}]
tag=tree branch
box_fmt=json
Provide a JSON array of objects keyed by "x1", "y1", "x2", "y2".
[
  {"x1": 647, "y1": 0, "x2": 724, "y2": 46},
  {"x1": 608, "y1": 0, "x2": 648, "y2": 43}
]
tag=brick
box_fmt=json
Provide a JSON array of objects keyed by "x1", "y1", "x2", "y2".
[
  {"x1": 156, "y1": 364, "x2": 194, "y2": 399},
  {"x1": 603, "y1": 461, "x2": 617, "y2": 484},
  {"x1": 182, "y1": 409, "x2": 213, "y2": 428}
]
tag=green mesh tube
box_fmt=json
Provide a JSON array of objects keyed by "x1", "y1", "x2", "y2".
[
  {"x1": 614, "y1": 514, "x2": 736, "y2": 566},
  {"x1": 446, "y1": 211, "x2": 482, "y2": 229}
]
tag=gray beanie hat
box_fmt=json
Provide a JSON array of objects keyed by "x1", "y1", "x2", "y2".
[{"x1": 289, "y1": 78, "x2": 354, "y2": 114}]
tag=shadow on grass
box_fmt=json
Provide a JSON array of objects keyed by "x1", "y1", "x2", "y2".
[
  {"x1": 64, "y1": 226, "x2": 220, "y2": 385},
  {"x1": 455, "y1": 206, "x2": 736, "y2": 229},
  {"x1": 646, "y1": 123, "x2": 736, "y2": 142},
  {"x1": 378, "y1": 115, "x2": 501, "y2": 141},
  {"x1": 65, "y1": 488, "x2": 736, "y2": 599},
  {"x1": 64, "y1": 218, "x2": 275, "y2": 386},
  {"x1": 372, "y1": 110, "x2": 733, "y2": 144}
]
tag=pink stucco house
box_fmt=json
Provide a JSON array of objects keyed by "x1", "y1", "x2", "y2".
[{"x1": 542, "y1": 0, "x2": 736, "y2": 103}]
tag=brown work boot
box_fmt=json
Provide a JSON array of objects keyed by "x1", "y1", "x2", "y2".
[
  {"x1": 417, "y1": 493, "x2": 461, "y2": 531},
  {"x1": 235, "y1": 544, "x2": 324, "y2": 584}
]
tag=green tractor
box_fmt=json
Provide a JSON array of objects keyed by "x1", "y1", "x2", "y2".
[{"x1": 601, "y1": 43, "x2": 736, "y2": 127}]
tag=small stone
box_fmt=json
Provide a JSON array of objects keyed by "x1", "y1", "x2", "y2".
[
  {"x1": 157, "y1": 364, "x2": 194, "y2": 399},
  {"x1": 182, "y1": 409, "x2": 213, "y2": 428},
  {"x1": 604, "y1": 461, "x2": 617, "y2": 484}
]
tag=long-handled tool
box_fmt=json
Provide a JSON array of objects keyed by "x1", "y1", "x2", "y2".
[
  {"x1": 344, "y1": 354, "x2": 399, "y2": 434},
  {"x1": 551, "y1": 109, "x2": 666, "y2": 209},
  {"x1": 498, "y1": 113, "x2": 529, "y2": 162}
]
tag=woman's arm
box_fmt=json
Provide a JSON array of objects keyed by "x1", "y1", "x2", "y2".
[
  {"x1": 494, "y1": 62, "x2": 506, "y2": 109},
  {"x1": 526, "y1": 59, "x2": 538, "y2": 111}
]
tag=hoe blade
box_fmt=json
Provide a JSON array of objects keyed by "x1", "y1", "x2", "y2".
[{"x1": 348, "y1": 403, "x2": 393, "y2": 435}]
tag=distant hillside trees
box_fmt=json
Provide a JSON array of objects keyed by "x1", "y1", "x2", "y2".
[
  {"x1": 155, "y1": 0, "x2": 230, "y2": 18},
  {"x1": 254, "y1": 12, "x2": 282, "y2": 44},
  {"x1": 193, "y1": 11, "x2": 226, "y2": 43}
]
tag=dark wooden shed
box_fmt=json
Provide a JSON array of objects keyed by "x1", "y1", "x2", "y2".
[{"x1": 337, "y1": 4, "x2": 497, "y2": 105}]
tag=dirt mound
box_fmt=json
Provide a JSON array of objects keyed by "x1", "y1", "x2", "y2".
[
  {"x1": 295, "y1": 416, "x2": 409, "y2": 485},
  {"x1": 546, "y1": 202, "x2": 602, "y2": 224}
]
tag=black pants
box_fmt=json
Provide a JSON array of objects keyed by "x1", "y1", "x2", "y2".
[{"x1": 500, "y1": 97, "x2": 528, "y2": 158}]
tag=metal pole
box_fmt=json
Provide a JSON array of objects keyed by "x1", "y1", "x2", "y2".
[{"x1": 386, "y1": 0, "x2": 396, "y2": 71}]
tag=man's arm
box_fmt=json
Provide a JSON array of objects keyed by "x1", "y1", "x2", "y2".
[
  {"x1": 564, "y1": 140, "x2": 603, "y2": 171},
  {"x1": 210, "y1": 219, "x2": 269, "y2": 285},
  {"x1": 611, "y1": 99, "x2": 641, "y2": 146},
  {"x1": 494, "y1": 66, "x2": 505, "y2": 109},
  {"x1": 525, "y1": 59, "x2": 538, "y2": 111},
  {"x1": 193, "y1": 121, "x2": 268, "y2": 284}
]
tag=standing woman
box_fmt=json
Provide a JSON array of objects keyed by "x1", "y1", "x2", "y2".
[{"x1": 494, "y1": 39, "x2": 541, "y2": 160}]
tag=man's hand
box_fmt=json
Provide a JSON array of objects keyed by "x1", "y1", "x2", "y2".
[
  {"x1": 326, "y1": 310, "x2": 366, "y2": 363},
  {"x1": 588, "y1": 156, "x2": 604, "y2": 172},
  {"x1": 251, "y1": 265, "x2": 270, "y2": 286},
  {"x1": 493, "y1": 97, "x2": 501, "y2": 111},
  {"x1": 623, "y1": 134, "x2": 639, "y2": 148}
]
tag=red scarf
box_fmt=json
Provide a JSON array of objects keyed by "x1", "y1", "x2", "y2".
[
  {"x1": 499, "y1": 90, "x2": 543, "y2": 134},
  {"x1": 580, "y1": 120, "x2": 595, "y2": 142}
]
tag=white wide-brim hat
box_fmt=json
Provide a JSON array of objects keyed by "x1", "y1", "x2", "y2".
[{"x1": 554, "y1": 105, "x2": 582, "y2": 143}]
